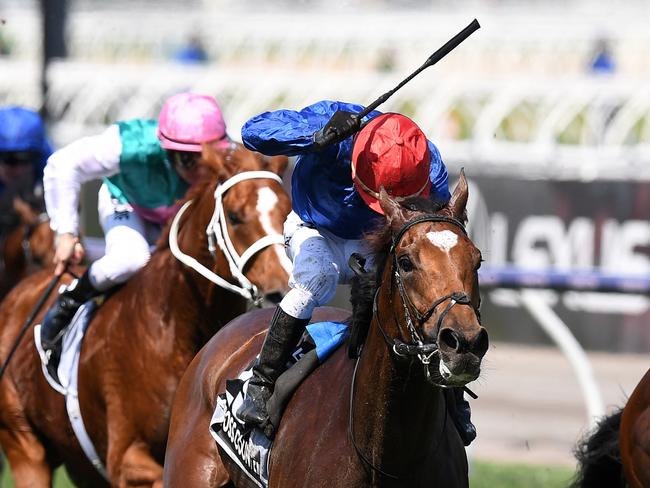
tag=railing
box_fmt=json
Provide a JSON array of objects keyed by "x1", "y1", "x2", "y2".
[{"x1": 2, "y1": 59, "x2": 650, "y2": 180}]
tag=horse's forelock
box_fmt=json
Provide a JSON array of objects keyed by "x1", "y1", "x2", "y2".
[{"x1": 350, "y1": 197, "x2": 451, "y2": 343}]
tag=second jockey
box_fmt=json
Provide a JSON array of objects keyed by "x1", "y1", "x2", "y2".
[
  {"x1": 237, "y1": 99, "x2": 477, "y2": 446},
  {"x1": 40, "y1": 92, "x2": 231, "y2": 379},
  {"x1": 0, "y1": 106, "x2": 53, "y2": 235}
]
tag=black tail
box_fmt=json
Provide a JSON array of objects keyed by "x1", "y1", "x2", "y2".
[{"x1": 571, "y1": 409, "x2": 626, "y2": 488}]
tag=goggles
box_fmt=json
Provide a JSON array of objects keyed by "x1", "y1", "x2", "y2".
[
  {"x1": 166, "y1": 150, "x2": 201, "y2": 171},
  {"x1": 0, "y1": 151, "x2": 39, "y2": 167}
]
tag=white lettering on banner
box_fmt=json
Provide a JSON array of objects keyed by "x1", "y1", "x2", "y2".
[
  {"x1": 487, "y1": 214, "x2": 650, "y2": 313},
  {"x1": 601, "y1": 220, "x2": 650, "y2": 274},
  {"x1": 501, "y1": 215, "x2": 650, "y2": 273}
]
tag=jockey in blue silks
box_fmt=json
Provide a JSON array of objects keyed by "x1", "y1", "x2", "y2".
[
  {"x1": 236, "y1": 99, "x2": 476, "y2": 446},
  {"x1": 0, "y1": 106, "x2": 53, "y2": 232}
]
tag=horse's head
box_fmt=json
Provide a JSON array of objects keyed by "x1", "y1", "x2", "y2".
[
  {"x1": 375, "y1": 170, "x2": 488, "y2": 387},
  {"x1": 170, "y1": 143, "x2": 291, "y2": 304},
  {"x1": 11, "y1": 197, "x2": 55, "y2": 269}
]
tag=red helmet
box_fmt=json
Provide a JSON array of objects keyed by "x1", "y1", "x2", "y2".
[{"x1": 351, "y1": 113, "x2": 431, "y2": 214}]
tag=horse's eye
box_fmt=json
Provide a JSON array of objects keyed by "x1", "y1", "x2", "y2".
[
  {"x1": 227, "y1": 211, "x2": 243, "y2": 225},
  {"x1": 398, "y1": 255, "x2": 414, "y2": 273}
]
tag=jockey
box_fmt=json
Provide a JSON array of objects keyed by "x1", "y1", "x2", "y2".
[
  {"x1": 0, "y1": 106, "x2": 53, "y2": 234},
  {"x1": 237, "y1": 100, "x2": 477, "y2": 446},
  {"x1": 41, "y1": 92, "x2": 231, "y2": 379}
]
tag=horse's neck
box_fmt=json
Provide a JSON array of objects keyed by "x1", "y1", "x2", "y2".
[
  {"x1": 352, "y1": 299, "x2": 447, "y2": 480},
  {"x1": 138, "y1": 245, "x2": 248, "y2": 349}
]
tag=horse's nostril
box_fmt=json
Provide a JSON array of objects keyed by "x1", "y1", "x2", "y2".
[
  {"x1": 439, "y1": 328, "x2": 459, "y2": 352},
  {"x1": 471, "y1": 328, "x2": 489, "y2": 358}
]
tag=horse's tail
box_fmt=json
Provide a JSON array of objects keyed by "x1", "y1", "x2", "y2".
[{"x1": 571, "y1": 409, "x2": 626, "y2": 488}]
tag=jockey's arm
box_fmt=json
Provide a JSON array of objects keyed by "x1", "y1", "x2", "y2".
[
  {"x1": 44, "y1": 124, "x2": 122, "y2": 237},
  {"x1": 241, "y1": 100, "x2": 377, "y2": 157},
  {"x1": 44, "y1": 124, "x2": 122, "y2": 274},
  {"x1": 426, "y1": 140, "x2": 452, "y2": 205}
]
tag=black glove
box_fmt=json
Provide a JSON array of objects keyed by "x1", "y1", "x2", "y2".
[{"x1": 312, "y1": 110, "x2": 361, "y2": 150}]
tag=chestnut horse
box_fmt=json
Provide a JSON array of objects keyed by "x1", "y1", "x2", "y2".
[
  {"x1": 0, "y1": 145, "x2": 292, "y2": 488},
  {"x1": 164, "y1": 172, "x2": 489, "y2": 488},
  {"x1": 573, "y1": 367, "x2": 650, "y2": 488},
  {"x1": 0, "y1": 198, "x2": 54, "y2": 299}
]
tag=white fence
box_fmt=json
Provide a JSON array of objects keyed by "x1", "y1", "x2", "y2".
[{"x1": 2, "y1": 59, "x2": 650, "y2": 180}]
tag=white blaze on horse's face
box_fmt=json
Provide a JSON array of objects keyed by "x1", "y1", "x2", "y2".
[
  {"x1": 256, "y1": 186, "x2": 292, "y2": 274},
  {"x1": 426, "y1": 230, "x2": 458, "y2": 252}
]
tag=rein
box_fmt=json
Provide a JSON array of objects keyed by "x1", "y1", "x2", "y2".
[
  {"x1": 169, "y1": 171, "x2": 284, "y2": 304},
  {"x1": 349, "y1": 214, "x2": 478, "y2": 480}
]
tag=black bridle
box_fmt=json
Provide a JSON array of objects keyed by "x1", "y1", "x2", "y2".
[
  {"x1": 380, "y1": 215, "x2": 479, "y2": 379},
  {"x1": 349, "y1": 214, "x2": 481, "y2": 480}
]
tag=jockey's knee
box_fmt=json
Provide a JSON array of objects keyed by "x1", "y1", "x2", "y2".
[
  {"x1": 90, "y1": 248, "x2": 150, "y2": 290},
  {"x1": 282, "y1": 273, "x2": 338, "y2": 319}
]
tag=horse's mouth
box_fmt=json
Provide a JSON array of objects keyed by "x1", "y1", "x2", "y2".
[{"x1": 435, "y1": 354, "x2": 481, "y2": 387}]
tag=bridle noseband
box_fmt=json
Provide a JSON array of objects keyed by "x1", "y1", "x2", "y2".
[{"x1": 169, "y1": 171, "x2": 285, "y2": 304}]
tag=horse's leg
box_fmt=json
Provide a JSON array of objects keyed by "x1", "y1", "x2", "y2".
[
  {"x1": 119, "y1": 440, "x2": 163, "y2": 488},
  {"x1": 0, "y1": 428, "x2": 52, "y2": 488},
  {"x1": 106, "y1": 434, "x2": 163, "y2": 488}
]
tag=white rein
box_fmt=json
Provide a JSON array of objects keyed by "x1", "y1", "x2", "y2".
[{"x1": 169, "y1": 171, "x2": 285, "y2": 304}]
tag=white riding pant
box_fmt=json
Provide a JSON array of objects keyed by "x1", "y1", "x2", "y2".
[
  {"x1": 88, "y1": 184, "x2": 160, "y2": 291},
  {"x1": 279, "y1": 211, "x2": 374, "y2": 320}
]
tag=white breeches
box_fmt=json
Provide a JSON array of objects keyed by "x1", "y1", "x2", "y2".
[
  {"x1": 88, "y1": 184, "x2": 160, "y2": 291},
  {"x1": 279, "y1": 211, "x2": 373, "y2": 320}
]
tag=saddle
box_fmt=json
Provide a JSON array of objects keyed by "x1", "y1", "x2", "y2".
[
  {"x1": 210, "y1": 321, "x2": 349, "y2": 488},
  {"x1": 34, "y1": 295, "x2": 104, "y2": 394}
]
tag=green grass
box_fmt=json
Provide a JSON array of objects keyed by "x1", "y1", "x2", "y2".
[
  {"x1": 1, "y1": 465, "x2": 75, "y2": 487},
  {"x1": 470, "y1": 460, "x2": 576, "y2": 488},
  {"x1": 0, "y1": 459, "x2": 576, "y2": 487}
]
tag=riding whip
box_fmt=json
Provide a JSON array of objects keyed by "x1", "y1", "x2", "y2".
[
  {"x1": 316, "y1": 19, "x2": 480, "y2": 147},
  {"x1": 0, "y1": 272, "x2": 62, "y2": 380},
  {"x1": 358, "y1": 18, "x2": 480, "y2": 120}
]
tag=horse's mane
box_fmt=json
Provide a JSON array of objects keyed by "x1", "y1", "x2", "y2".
[{"x1": 348, "y1": 196, "x2": 451, "y2": 357}]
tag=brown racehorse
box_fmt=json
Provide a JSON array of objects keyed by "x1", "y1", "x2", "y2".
[
  {"x1": 164, "y1": 172, "x2": 489, "y2": 488},
  {"x1": 0, "y1": 198, "x2": 54, "y2": 299},
  {"x1": 573, "y1": 367, "x2": 650, "y2": 488},
  {"x1": 0, "y1": 144, "x2": 292, "y2": 488}
]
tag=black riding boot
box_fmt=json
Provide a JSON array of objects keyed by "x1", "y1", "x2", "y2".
[
  {"x1": 449, "y1": 387, "x2": 477, "y2": 446},
  {"x1": 237, "y1": 307, "x2": 308, "y2": 434},
  {"x1": 41, "y1": 270, "x2": 99, "y2": 378}
]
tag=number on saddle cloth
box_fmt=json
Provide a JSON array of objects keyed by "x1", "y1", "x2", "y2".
[{"x1": 210, "y1": 321, "x2": 350, "y2": 488}]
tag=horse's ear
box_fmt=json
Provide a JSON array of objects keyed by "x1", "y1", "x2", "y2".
[
  {"x1": 13, "y1": 197, "x2": 37, "y2": 226},
  {"x1": 200, "y1": 143, "x2": 226, "y2": 175},
  {"x1": 448, "y1": 168, "x2": 469, "y2": 223},
  {"x1": 265, "y1": 155, "x2": 289, "y2": 177},
  {"x1": 378, "y1": 187, "x2": 408, "y2": 228}
]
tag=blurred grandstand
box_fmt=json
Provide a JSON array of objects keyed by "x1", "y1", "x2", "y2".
[{"x1": 2, "y1": 0, "x2": 650, "y2": 354}]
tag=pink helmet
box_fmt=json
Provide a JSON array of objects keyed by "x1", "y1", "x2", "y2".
[{"x1": 157, "y1": 92, "x2": 229, "y2": 152}]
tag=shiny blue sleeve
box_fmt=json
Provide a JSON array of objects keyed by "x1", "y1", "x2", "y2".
[
  {"x1": 241, "y1": 100, "x2": 368, "y2": 157},
  {"x1": 427, "y1": 141, "x2": 451, "y2": 205}
]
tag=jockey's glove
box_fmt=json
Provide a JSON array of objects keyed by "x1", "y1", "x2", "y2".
[{"x1": 312, "y1": 110, "x2": 361, "y2": 150}]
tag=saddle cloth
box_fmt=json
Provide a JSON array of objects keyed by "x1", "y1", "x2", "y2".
[
  {"x1": 33, "y1": 300, "x2": 109, "y2": 479},
  {"x1": 210, "y1": 321, "x2": 349, "y2": 488}
]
